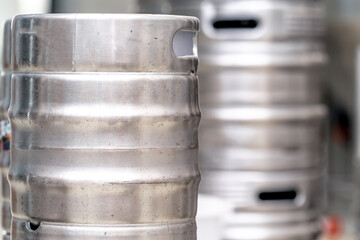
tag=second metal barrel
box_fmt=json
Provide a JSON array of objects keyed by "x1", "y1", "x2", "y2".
[
  {"x1": 138, "y1": 0, "x2": 327, "y2": 239},
  {"x1": 0, "y1": 20, "x2": 12, "y2": 240}
]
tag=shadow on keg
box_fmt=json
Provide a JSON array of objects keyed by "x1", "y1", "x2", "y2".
[{"x1": 258, "y1": 189, "x2": 297, "y2": 201}]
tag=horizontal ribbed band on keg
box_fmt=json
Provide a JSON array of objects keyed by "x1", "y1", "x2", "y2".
[
  {"x1": 222, "y1": 218, "x2": 321, "y2": 240},
  {"x1": 12, "y1": 14, "x2": 199, "y2": 73},
  {"x1": 201, "y1": 105, "x2": 327, "y2": 122},
  {"x1": 224, "y1": 210, "x2": 321, "y2": 225},
  {"x1": 199, "y1": 42, "x2": 327, "y2": 68},
  {"x1": 199, "y1": 169, "x2": 324, "y2": 212},
  {"x1": 2, "y1": 20, "x2": 11, "y2": 70},
  {"x1": 12, "y1": 218, "x2": 196, "y2": 240},
  {"x1": 199, "y1": 67, "x2": 324, "y2": 106},
  {"x1": 9, "y1": 148, "x2": 200, "y2": 223},
  {"x1": 10, "y1": 73, "x2": 200, "y2": 149},
  {"x1": 200, "y1": 111, "x2": 326, "y2": 151},
  {"x1": 199, "y1": 106, "x2": 326, "y2": 154},
  {"x1": 199, "y1": 147, "x2": 324, "y2": 171}
]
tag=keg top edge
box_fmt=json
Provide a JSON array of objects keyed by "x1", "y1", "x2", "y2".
[
  {"x1": 12, "y1": 14, "x2": 199, "y2": 73},
  {"x1": 13, "y1": 13, "x2": 199, "y2": 22}
]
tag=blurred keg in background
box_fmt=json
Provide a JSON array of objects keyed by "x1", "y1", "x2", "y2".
[
  {"x1": 0, "y1": 20, "x2": 11, "y2": 240},
  {"x1": 139, "y1": 0, "x2": 328, "y2": 239},
  {"x1": 9, "y1": 14, "x2": 200, "y2": 240},
  {"x1": 200, "y1": 106, "x2": 327, "y2": 171}
]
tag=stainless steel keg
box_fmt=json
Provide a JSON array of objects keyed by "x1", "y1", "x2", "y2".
[
  {"x1": 139, "y1": 0, "x2": 328, "y2": 172},
  {"x1": 139, "y1": 0, "x2": 328, "y2": 167},
  {"x1": 9, "y1": 14, "x2": 200, "y2": 240},
  {"x1": 0, "y1": 20, "x2": 12, "y2": 240},
  {"x1": 138, "y1": 1, "x2": 327, "y2": 240}
]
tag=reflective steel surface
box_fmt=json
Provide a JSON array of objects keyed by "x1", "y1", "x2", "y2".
[
  {"x1": 138, "y1": 0, "x2": 327, "y2": 239},
  {"x1": 223, "y1": 214, "x2": 321, "y2": 240},
  {"x1": 139, "y1": 0, "x2": 326, "y2": 40},
  {"x1": 0, "y1": 20, "x2": 12, "y2": 240},
  {"x1": 9, "y1": 14, "x2": 200, "y2": 240},
  {"x1": 200, "y1": 106, "x2": 327, "y2": 171},
  {"x1": 200, "y1": 169, "x2": 324, "y2": 212}
]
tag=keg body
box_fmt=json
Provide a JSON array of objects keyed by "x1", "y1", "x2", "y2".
[
  {"x1": 196, "y1": 2, "x2": 327, "y2": 238},
  {"x1": 198, "y1": 41, "x2": 327, "y2": 172},
  {"x1": 138, "y1": 0, "x2": 327, "y2": 239},
  {"x1": 9, "y1": 14, "x2": 200, "y2": 240},
  {"x1": 0, "y1": 20, "x2": 12, "y2": 240}
]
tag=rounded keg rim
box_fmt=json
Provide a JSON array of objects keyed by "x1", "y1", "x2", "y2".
[
  {"x1": 198, "y1": 41, "x2": 327, "y2": 68},
  {"x1": 201, "y1": 105, "x2": 328, "y2": 122},
  {"x1": 200, "y1": 167, "x2": 324, "y2": 180},
  {"x1": 223, "y1": 210, "x2": 322, "y2": 225},
  {"x1": 13, "y1": 13, "x2": 199, "y2": 22},
  {"x1": 12, "y1": 13, "x2": 199, "y2": 73},
  {"x1": 222, "y1": 218, "x2": 321, "y2": 240}
]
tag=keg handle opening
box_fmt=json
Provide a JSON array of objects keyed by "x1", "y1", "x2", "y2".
[
  {"x1": 172, "y1": 30, "x2": 197, "y2": 57},
  {"x1": 27, "y1": 221, "x2": 41, "y2": 231},
  {"x1": 204, "y1": 16, "x2": 263, "y2": 39},
  {"x1": 258, "y1": 189, "x2": 297, "y2": 201},
  {"x1": 212, "y1": 19, "x2": 259, "y2": 30},
  {"x1": 201, "y1": 1, "x2": 265, "y2": 40}
]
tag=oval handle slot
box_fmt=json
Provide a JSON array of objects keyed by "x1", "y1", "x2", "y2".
[
  {"x1": 258, "y1": 189, "x2": 297, "y2": 201},
  {"x1": 213, "y1": 19, "x2": 259, "y2": 29},
  {"x1": 173, "y1": 31, "x2": 197, "y2": 57}
]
